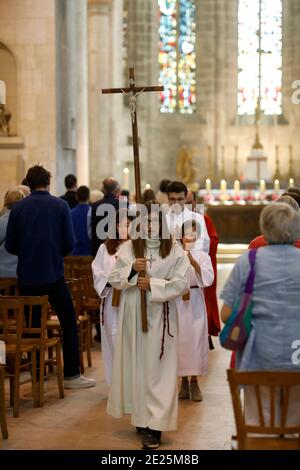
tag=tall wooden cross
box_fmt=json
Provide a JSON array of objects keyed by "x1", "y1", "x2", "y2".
[{"x1": 102, "y1": 68, "x2": 163, "y2": 333}]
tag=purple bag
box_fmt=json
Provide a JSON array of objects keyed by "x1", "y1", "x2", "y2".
[{"x1": 220, "y1": 249, "x2": 257, "y2": 351}]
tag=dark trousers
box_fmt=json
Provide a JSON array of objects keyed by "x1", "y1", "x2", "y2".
[{"x1": 19, "y1": 277, "x2": 80, "y2": 379}]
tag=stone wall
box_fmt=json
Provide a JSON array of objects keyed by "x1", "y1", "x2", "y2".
[
  {"x1": 124, "y1": 0, "x2": 300, "y2": 190},
  {"x1": 0, "y1": 0, "x2": 57, "y2": 197}
]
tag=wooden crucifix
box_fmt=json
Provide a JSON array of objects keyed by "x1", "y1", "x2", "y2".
[{"x1": 102, "y1": 68, "x2": 163, "y2": 332}]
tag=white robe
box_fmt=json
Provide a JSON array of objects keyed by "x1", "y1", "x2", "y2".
[
  {"x1": 166, "y1": 207, "x2": 210, "y2": 253},
  {"x1": 106, "y1": 239, "x2": 190, "y2": 431},
  {"x1": 176, "y1": 249, "x2": 214, "y2": 376},
  {"x1": 92, "y1": 244, "x2": 120, "y2": 385}
]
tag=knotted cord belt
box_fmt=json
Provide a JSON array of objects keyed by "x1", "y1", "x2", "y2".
[
  {"x1": 100, "y1": 297, "x2": 106, "y2": 325},
  {"x1": 160, "y1": 301, "x2": 173, "y2": 360}
]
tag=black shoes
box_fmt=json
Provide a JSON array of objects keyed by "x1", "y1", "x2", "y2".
[{"x1": 141, "y1": 429, "x2": 161, "y2": 450}]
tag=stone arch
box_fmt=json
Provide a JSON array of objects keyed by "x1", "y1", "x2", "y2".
[{"x1": 0, "y1": 42, "x2": 17, "y2": 135}]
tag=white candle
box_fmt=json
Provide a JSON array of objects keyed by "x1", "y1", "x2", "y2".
[
  {"x1": 205, "y1": 178, "x2": 211, "y2": 192},
  {"x1": 0, "y1": 80, "x2": 6, "y2": 105},
  {"x1": 220, "y1": 179, "x2": 227, "y2": 193},
  {"x1": 123, "y1": 167, "x2": 129, "y2": 190},
  {"x1": 145, "y1": 183, "x2": 151, "y2": 190},
  {"x1": 233, "y1": 180, "x2": 240, "y2": 193},
  {"x1": 274, "y1": 179, "x2": 280, "y2": 192},
  {"x1": 259, "y1": 179, "x2": 266, "y2": 193},
  {"x1": 289, "y1": 178, "x2": 294, "y2": 187}
]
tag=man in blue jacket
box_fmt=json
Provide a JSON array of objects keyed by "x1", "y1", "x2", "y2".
[{"x1": 5, "y1": 165, "x2": 95, "y2": 388}]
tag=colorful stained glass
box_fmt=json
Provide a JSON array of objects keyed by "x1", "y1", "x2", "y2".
[
  {"x1": 158, "y1": 0, "x2": 196, "y2": 114},
  {"x1": 238, "y1": 0, "x2": 282, "y2": 116},
  {"x1": 178, "y1": 0, "x2": 196, "y2": 114}
]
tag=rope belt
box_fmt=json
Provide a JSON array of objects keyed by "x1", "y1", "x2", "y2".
[
  {"x1": 160, "y1": 301, "x2": 173, "y2": 360},
  {"x1": 100, "y1": 297, "x2": 106, "y2": 325}
]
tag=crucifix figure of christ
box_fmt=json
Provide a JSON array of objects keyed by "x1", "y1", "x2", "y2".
[{"x1": 102, "y1": 68, "x2": 163, "y2": 333}]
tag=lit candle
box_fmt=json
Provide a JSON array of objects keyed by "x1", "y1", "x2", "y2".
[
  {"x1": 220, "y1": 179, "x2": 227, "y2": 193},
  {"x1": 289, "y1": 178, "x2": 294, "y2": 187},
  {"x1": 259, "y1": 179, "x2": 266, "y2": 193},
  {"x1": 205, "y1": 178, "x2": 211, "y2": 192},
  {"x1": 233, "y1": 180, "x2": 240, "y2": 193},
  {"x1": 274, "y1": 179, "x2": 280, "y2": 192},
  {"x1": 123, "y1": 167, "x2": 129, "y2": 190},
  {"x1": 145, "y1": 183, "x2": 151, "y2": 190}
]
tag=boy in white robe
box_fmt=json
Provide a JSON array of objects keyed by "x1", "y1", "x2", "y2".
[
  {"x1": 107, "y1": 203, "x2": 190, "y2": 449},
  {"x1": 177, "y1": 220, "x2": 214, "y2": 401},
  {"x1": 92, "y1": 211, "x2": 132, "y2": 386}
]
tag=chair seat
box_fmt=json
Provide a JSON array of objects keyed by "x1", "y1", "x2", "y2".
[{"x1": 21, "y1": 337, "x2": 59, "y2": 348}]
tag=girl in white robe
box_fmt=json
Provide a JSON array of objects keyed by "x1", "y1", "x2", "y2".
[
  {"x1": 177, "y1": 220, "x2": 214, "y2": 402},
  {"x1": 92, "y1": 211, "x2": 131, "y2": 386},
  {"x1": 107, "y1": 203, "x2": 190, "y2": 450}
]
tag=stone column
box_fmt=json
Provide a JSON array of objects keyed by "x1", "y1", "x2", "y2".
[
  {"x1": 76, "y1": 0, "x2": 89, "y2": 186},
  {"x1": 88, "y1": 0, "x2": 112, "y2": 189}
]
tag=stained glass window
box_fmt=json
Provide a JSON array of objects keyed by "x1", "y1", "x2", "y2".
[
  {"x1": 238, "y1": 0, "x2": 282, "y2": 116},
  {"x1": 158, "y1": 0, "x2": 196, "y2": 114}
]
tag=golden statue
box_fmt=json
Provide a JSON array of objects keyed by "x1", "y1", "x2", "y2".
[{"x1": 176, "y1": 146, "x2": 198, "y2": 191}]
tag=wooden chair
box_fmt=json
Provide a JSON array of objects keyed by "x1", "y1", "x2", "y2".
[
  {"x1": 0, "y1": 278, "x2": 18, "y2": 296},
  {"x1": 0, "y1": 298, "x2": 38, "y2": 418},
  {"x1": 64, "y1": 256, "x2": 93, "y2": 279},
  {"x1": 74, "y1": 266, "x2": 100, "y2": 345},
  {"x1": 47, "y1": 278, "x2": 92, "y2": 374},
  {"x1": 2, "y1": 296, "x2": 64, "y2": 409},
  {"x1": 227, "y1": 369, "x2": 300, "y2": 450},
  {"x1": 0, "y1": 364, "x2": 8, "y2": 439}
]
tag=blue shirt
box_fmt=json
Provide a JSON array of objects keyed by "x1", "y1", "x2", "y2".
[
  {"x1": 0, "y1": 210, "x2": 18, "y2": 277},
  {"x1": 220, "y1": 245, "x2": 300, "y2": 372},
  {"x1": 5, "y1": 191, "x2": 76, "y2": 285},
  {"x1": 71, "y1": 203, "x2": 91, "y2": 255}
]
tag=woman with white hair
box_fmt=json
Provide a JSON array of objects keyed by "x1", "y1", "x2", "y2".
[{"x1": 220, "y1": 203, "x2": 300, "y2": 424}]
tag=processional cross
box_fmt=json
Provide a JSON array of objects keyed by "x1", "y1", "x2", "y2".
[{"x1": 102, "y1": 68, "x2": 163, "y2": 333}]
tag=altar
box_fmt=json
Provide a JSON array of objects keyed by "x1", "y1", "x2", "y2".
[{"x1": 206, "y1": 203, "x2": 267, "y2": 244}]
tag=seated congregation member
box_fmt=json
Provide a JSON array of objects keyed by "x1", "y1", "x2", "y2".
[
  {"x1": 220, "y1": 204, "x2": 300, "y2": 424},
  {"x1": 71, "y1": 185, "x2": 92, "y2": 256},
  {"x1": 60, "y1": 174, "x2": 78, "y2": 209},
  {"x1": 166, "y1": 181, "x2": 210, "y2": 253},
  {"x1": 0, "y1": 190, "x2": 24, "y2": 277},
  {"x1": 107, "y1": 202, "x2": 190, "y2": 449},
  {"x1": 249, "y1": 195, "x2": 300, "y2": 249},
  {"x1": 177, "y1": 220, "x2": 214, "y2": 402},
  {"x1": 92, "y1": 209, "x2": 132, "y2": 385},
  {"x1": 5, "y1": 165, "x2": 95, "y2": 389}
]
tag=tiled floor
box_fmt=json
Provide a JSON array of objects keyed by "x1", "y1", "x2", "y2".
[{"x1": 0, "y1": 262, "x2": 237, "y2": 451}]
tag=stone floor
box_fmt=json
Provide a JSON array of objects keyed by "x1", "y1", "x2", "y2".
[{"x1": 1, "y1": 262, "x2": 237, "y2": 451}]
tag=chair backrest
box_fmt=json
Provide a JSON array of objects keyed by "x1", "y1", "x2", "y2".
[
  {"x1": 0, "y1": 278, "x2": 18, "y2": 296},
  {"x1": 64, "y1": 256, "x2": 93, "y2": 278},
  {"x1": 0, "y1": 298, "x2": 24, "y2": 356},
  {"x1": 74, "y1": 266, "x2": 98, "y2": 300},
  {"x1": 0, "y1": 296, "x2": 49, "y2": 349},
  {"x1": 65, "y1": 278, "x2": 82, "y2": 319},
  {"x1": 227, "y1": 369, "x2": 300, "y2": 450}
]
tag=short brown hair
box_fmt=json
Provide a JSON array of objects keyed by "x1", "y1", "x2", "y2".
[{"x1": 26, "y1": 165, "x2": 51, "y2": 191}]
